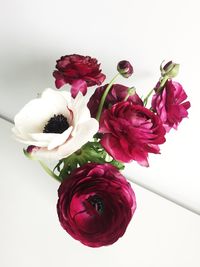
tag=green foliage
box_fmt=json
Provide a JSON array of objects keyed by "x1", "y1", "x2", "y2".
[{"x1": 53, "y1": 141, "x2": 124, "y2": 181}]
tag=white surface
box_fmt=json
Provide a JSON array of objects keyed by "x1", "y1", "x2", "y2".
[{"x1": 0, "y1": 118, "x2": 200, "y2": 267}]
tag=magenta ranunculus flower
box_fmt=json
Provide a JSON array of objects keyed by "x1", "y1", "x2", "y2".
[
  {"x1": 87, "y1": 84, "x2": 143, "y2": 118},
  {"x1": 57, "y1": 163, "x2": 136, "y2": 247},
  {"x1": 99, "y1": 102, "x2": 166, "y2": 167},
  {"x1": 151, "y1": 80, "x2": 191, "y2": 132},
  {"x1": 53, "y1": 54, "x2": 106, "y2": 97}
]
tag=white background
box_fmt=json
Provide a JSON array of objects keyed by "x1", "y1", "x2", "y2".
[{"x1": 0, "y1": 0, "x2": 200, "y2": 266}]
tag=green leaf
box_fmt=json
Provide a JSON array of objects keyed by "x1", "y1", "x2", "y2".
[{"x1": 53, "y1": 141, "x2": 125, "y2": 181}]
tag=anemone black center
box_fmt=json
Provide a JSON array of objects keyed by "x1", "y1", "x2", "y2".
[
  {"x1": 88, "y1": 195, "x2": 104, "y2": 214},
  {"x1": 43, "y1": 114, "x2": 69, "y2": 134}
]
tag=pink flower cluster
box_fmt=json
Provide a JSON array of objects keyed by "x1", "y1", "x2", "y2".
[
  {"x1": 14, "y1": 54, "x2": 191, "y2": 249},
  {"x1": 53, "y1": 55, "x2": 190, "y2": 247}
]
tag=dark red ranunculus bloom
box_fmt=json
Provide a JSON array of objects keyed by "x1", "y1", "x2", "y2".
[
  {"x1": 53, "y1": 54, "x2": 106, "y2": 97},
  {"x1": 87, "y1": 84, "x2": 143, "y2": 118},
  {"x1": 57, "y1": 163, "x2": 136, "y2": 247},
  {"x1": 99, "y1": 102, "x2": 166, "y2": 167},
  {"x1": 151, "y1": 80, "x2": 191, "y2": 132}
]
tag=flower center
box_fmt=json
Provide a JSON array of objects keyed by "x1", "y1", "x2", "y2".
[
  {"x1": 43, "y1": 114, "x2": 69, "y2": 134},
  {"x1": 88, "y1": 195, "x2": 104, "y2": 214}
]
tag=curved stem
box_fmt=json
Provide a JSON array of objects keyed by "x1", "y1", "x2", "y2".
[
  {"x1": 143, "y1": 88, "x2": 155, "y2": 107},
  {"x1": 159, "y1": 75, "x2": 168, "y2": 89},
  {"x1": 96, "y1": 73, "x2": 120, "y2": 121},
  {"x1": 39, "y1": 161, "x2": 62, "y2": 182},
  {"x1": 143, "y1": 75, "x2": 169, "y2": 107}
]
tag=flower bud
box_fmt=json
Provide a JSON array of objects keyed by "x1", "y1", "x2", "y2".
[
  {"x1": 127, "y1": 87, "x2": 136, "y2": 96},
  {"x1": 124, "y1": 87, "x2": 136, "y2": 101},
  {"x1": 23, "y1": 146, "x2": 39, "y2": 160},
  {"x1": 161, "y1": 60, "x2": 180, "y2": 79},
  {"x1": 117, "y1": 60, "x2": 133, "y2": 78}
]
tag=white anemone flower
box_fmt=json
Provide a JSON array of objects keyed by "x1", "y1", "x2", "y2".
[{"x1": 12, "y1": 88, "x2": 99, "y2": 160}]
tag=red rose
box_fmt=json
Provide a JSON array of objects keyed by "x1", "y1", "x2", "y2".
[
  {"x1": 151, "y1": 80, "x2": 191, "y2": 132},
  {"x1": 87, "y1": 84, "x2": 143, "y2": 118},
  {"x1": 99, "y1": 102, "x2": 166, "y2": 167},
  {"x1": 53, "y1": 54, "x2": 106, "y2": 97},
  {"x1": 57, "y1": 163, "x2": 136, "y2": 247}
]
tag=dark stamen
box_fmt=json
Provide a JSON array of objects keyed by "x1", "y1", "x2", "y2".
[
  {"x1": 88, "y1": 195, "x2": 104, "y2": 214},
  {"x1": 43, "y1": 114, "x2": 69, "y2": 134}
]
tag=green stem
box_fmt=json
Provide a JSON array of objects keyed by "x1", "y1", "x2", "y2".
[
  {"x1": 159, "y1": 75, "x2": 168, "y2": 89},
  {"x1": 39, "y1": 160, "x2": 62, "y2": 182},
  {"x1": 143, "y1": 75, "x2": 169, "y2": 106},
  {"x1": 124, "y1": 87, "x2": 136, "y2": 101},
  {"x1": 143, "y1": 88, "x2": 155, "y2": 107},
  {"x1": 96, "y1": 73, "x2": 120, "y2": 121}
]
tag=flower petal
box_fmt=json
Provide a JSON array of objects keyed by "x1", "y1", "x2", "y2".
[
  {"x1": 29, "y1": 119, "x2": 99, "y2": 160},
  {"x1": 47, "y1": 126, "x2": 73, "y2": 150},
  {"x1": 13, "y1": 88, "x2": 71, "y2": 137},
  {"x1": 71, "y1": 79, "x2": 87, "y2": 98},
  {"x1": 58, "y1": 118, "x2": 99, "y2": 157},
  {"x1": 71, "y1": 92, "x2": 91, "y2": 129}
]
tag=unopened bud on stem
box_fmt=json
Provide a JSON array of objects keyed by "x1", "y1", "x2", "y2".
[
  {"x1": 124, "y1": 87, "x2": 136, "y2": 101},
  {"x1": 160, "y1": 60, "x2": 180, "y2": 79},
  {"x1": 117, "y1": 60, "x2": 134, "y2": 78}
]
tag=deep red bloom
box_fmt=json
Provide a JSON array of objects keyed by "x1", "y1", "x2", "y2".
[
  {"x1": 57, "y1": 163, "x2": 136, "y2": 247},
  {"x1": 151, "y1": 80, "x2": 191, "y2": 132},
  {"x1": 53, "y1": 54, "x2": 106, "y2": 97},
  {"x1": 87, "y1": 84, "x2": 143, "y2": 118},
  {"x1": 99, "y1": 102, "x2": 166, "y2": 166}
]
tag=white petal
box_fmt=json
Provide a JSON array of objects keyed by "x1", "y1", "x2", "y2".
[
  {"x1": 30, "y1": 119, "x2": 99, "y2": 160},
  {"x1": 14, "y1": 88, "x2": 71, "y2": 135},
  {"x1": 30, "y1": 132, "x2": 58, "y2": 147},
  {"x1": 47, "y1": 126, "x2": 73, "y2": 150},
  {"x1": 13, "y1": 136, "x2": 50, "y2": 147},
  {"x1": 12, "y1": 126, "x2": 29, "y2": 140},
  {"x1": 12, "y1": 127, "x2": 48, "y2": 146},
  {"x1": 16, "y1": 126, "x2": 73, "y2": 149},
  {"x1": 58, "y1": 90, "x2": 71, "y2": 102},
  {"x1": 57, "y1": 118, "x2": 99, "y2": 158},
  {"x1": 70, "y1": 92, "x2": 91, "y2": 135},
  {"x1": 28, "y1": 146, "x2": 60, "y2": 161}
]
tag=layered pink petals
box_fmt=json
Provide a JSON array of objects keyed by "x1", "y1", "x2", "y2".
[
  {"x1": 99, "y1": 102, "x2": 166, "y2": 166},
  {"x1": 57, "y1": 163, "x2": 136, "y2": 247},
  {"x1": 53, "y1": 54, "x2": 106, "y2": 96},
  {"x1": 152, "y1": 80, "x2": 191, "y2": 132},
  {"x1": 71, "y1": 79, "x2": 87, "y2": 98}
]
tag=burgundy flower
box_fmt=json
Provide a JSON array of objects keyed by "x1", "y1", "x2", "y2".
[
  {"x1": 88, "y1": 84, "x2": 143, "y2": 118},
  {"x1": 57, "y1": 163, "x2": 136, "y2": 247},
  {"x1": 117, "y1": 60, "x2": 134, "y2": 78},
  {"x1": 99, "y1": 102, "x2": 166, "y2": 166},
  {"x1": 53, "y1": 54, "x2": 106, "y2": 97},
  {"x1": 151, "y1": 80, "x2": 191, "y2": 132}
]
